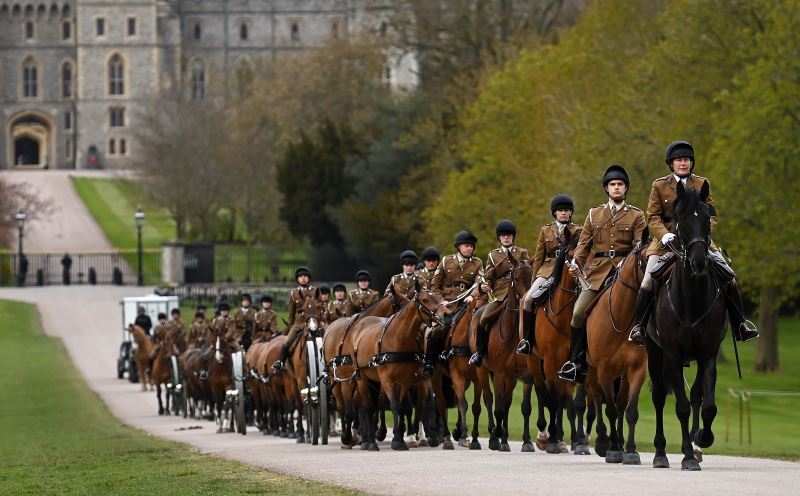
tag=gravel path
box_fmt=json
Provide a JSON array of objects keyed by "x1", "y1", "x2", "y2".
[{"x1": 1, "y1": 285, "x2": 797, "y2": 495}]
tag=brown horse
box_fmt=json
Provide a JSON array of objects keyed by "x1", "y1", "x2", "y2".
[
  {"x1": 263, "y1": 336, "x2": 296, "y2": 438},
  {"x1": 151, "y1": 331, "x2": 177, "y2": 415},
  {"x1": 208, "y1": 332, "x2": 236, "y2": 433},
  {"x1": 528, "y1": 230, "x2": 584, "y2": 454},
  {"x1": 352, "y1": 287, "x2": 451, "y2": 451},
  {"x1": 246, "y1": 341, "x2": 271, "y2": 431},
  {"x1": 129, "y1": 324, "x2": 153, "y2": 391},
  {"x1": 585, "y1": 240, "x2": 650, "y2": 464},
  {"x1": 180, "y1": 346, "x2": 211, "y2": 419},
  {"x1": 477, "y1": 255, "x2": 533, "y2": 452}
]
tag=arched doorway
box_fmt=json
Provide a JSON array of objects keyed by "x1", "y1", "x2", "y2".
[{"x1": 8, "y1": 113, "x2": 51, "y2": 168}]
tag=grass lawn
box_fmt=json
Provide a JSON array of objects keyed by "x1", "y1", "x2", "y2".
[
  {"x1": 471, "y1": 317, "x2": 800, "y2": 460},
  {"x1": 0, "y1": 300, "x2": 357, "y2": 496}
]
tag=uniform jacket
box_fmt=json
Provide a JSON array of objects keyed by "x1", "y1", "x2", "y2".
[
  {"x1": 253, "y1": 308, "x2": 277, "y2": 341},
  {"x1": 169, "y1": 318, "x2": 185, "y2": 339},
  {"x1": 210, "y1": 314, "x2": 236, "y2": 341},
  {"x1": 187, "y1": 320, "x2": 211, "y2": 347},
  {"x1": 415, "y1": 267, "x2": 437, "y2": 290},
  {"x1": 384, "y1": 273, "x2": 424, "y2": 300},
  {"x1": 153, "y1": 322, "x2": 171, "y2": 343},
  {"x1": 532, "y1": 222, "x2": 582, "y2": 279},
  {"x1": 485, "y1": 246, "x2": 530, "y2": 301},
  {"x1": 287, "y1": 285, "x2": 317, "y2": 332},
  {"x1": 646, "y1": 174, "x2": 717, "y2": 257},
  {"x1": 574, "y1": 202, "x2": 646, "y2": 291},
  {"x1": 345, "y1": 288, "x2": 380, "y2": 316},
  {"x1": 233, "y1": 307, "x2": 257, "y2": 340},
  {"x1": 431, "y1": 254, "x2": 483, "y2": 301},
  {"x1": 327, "y1": 299, "x2": 348, "y2": 322}
]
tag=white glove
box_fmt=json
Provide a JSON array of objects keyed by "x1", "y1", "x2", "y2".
[{"x1": 661, "y1": 233, "x2": 676, "y2": 245}]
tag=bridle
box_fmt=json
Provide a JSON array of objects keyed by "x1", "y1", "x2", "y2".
[
  {"x1": 606, "y1": 241, "x2": 648, "y2": 333},
  {"x1": 416, "y1": 289, "x2": 447, "y2": 328}
]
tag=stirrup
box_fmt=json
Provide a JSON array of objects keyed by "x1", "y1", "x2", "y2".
[
  {"x1": 468, "y1": 352, "x2": 483, "y2": 367},
  {"x1": 627, "y1": 325, "x2": 646, "y2": 347},
  {"x1": 557, "y1": 361, "x2": 585, "y2": 384},
  {"x1": 422, "y1": 362, "x2": 435, "y2": 378},
  {"x1": 735, "y1": 320, "x2": 759, "y2": 342},
  {"x1": 516, "y1": 339, "x2": 531, "y2": 355}
]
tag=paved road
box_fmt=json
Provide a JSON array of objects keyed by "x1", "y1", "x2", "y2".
[
  {"x1": 1, "y1": 286, "x2": 797, "y2": 495},
  {"x1": 0, "y1": 169, "x2": 132, "y2": 251}
]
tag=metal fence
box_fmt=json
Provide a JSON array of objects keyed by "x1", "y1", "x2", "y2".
[{"x1": 213, "y1": 244, "x2": 309, "y2": 284}]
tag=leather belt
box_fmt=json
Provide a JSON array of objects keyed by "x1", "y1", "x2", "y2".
[
  {"x1": 545, "y1": 249, "x2": 562, "y2": 259},
  {"x1": 446, "y1": 283, "x2": 467, "y2": 290},
  {"x1": 594, "y1": 249, "x2": 629, "y2": 258}
]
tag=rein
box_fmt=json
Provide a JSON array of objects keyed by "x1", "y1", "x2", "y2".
[{"x1": 606, "y1": 242, "x2": 646, "y2": 333}]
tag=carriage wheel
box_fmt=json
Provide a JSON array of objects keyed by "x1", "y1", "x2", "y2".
[
  {"x1": 320, "y1": 381, "x2": 329, "y2": 445},
  {"x1": 117, "y1": 358, "x2": 125, "y2": 379},
  {"x1": 128, "y1": 360, "x2": 139, "y2": 383}
]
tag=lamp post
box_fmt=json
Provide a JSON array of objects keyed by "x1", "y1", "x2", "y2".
[
  {"x1": 135, "y1": 209, "x2": 145, "y2": 286},
  {"x1": 15, "y1": 210, "x2": 26, "y2": 287}
]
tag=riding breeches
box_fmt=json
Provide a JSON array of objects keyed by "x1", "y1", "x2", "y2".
[
  {"x1": 522, "y1": 276, "x2": 549, "y2": 311},
  {"x1": 570, "y1": 289, "x2": 598, "y2": 328},
  {"x1": 641, "y1": 250, "x2": 733, "y2": 291},
  {"x1": 478, "y1": 299, "x2": 502, "y2": 327}
]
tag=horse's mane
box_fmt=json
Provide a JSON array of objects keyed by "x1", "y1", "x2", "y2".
[{"x1": 548, "y1": 229, "x2": 576, "y2": 297}]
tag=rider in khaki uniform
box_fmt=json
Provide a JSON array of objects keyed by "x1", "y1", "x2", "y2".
[
  {"x1": 557, "y1": 165, "x2": 646, "y2": 383},
  {"x1": 252, "y1": 295, "x2": 278, "y2": 342},
  {"x1": 469, "y1": 220, "x2": 530, "y2": 366},
  {"x1": 628, "y1": 141, "x2": 759, "y2": 345},
  {"x1": 345, "y1": 270, "x2": 380, "y2": 316},
  {"x1": 187, "y1": 311, "x2": 212, "y2": 348},
  {"x1": 318, "y1": 284, "x2": 332, "y2": 330},
  {"x1": 199, "y1": 302, "x2": 237, "y2": 379},
  {"x1": 272, "y1": 266, "x2": 317, "y2": 372},
  {"x1": 168, "y1": 308, "x2": 187, "y2": 352},
  {"x1": 517, "y1": 195, "x2": 581, "y2": 355},
  {"x1": 385, "y1": 250, "x2": 425, "y2": 300},
  {"x1": 415, "y1": 247, "x2": 440, "y2": 290},
  {"x1": 149, "y1": 312, "x2": 171, "y2": 360},
  {"x1": 428, "y1": 230, "x2": 483, "y2": 377},
  {"x1": 233, "y1": 293, "x2": 257, "y2": 350},
  {"x1": 327, "y1": 283, "x2": 348, "y2": 322}
]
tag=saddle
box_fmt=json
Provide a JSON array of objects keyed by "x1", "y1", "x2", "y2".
[
  {"x1": 531, "y1": 277, "x2": 554, "y2": 305},
  {"x1": 479, "y1": 299, "x2": 506, "y2": 328},
  {"x1": 650, "y1": 252, "x2": 676, "y2": 281}
]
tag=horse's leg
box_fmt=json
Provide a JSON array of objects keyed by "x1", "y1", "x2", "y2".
[
  {"x1": 593, "y1": 388, "x2": 610, "y2": 458},
  {"x1": 544, "y1": 379, "x2": 561, "y2": 454},
  {"x1": 478, "y1": 367, "x2": 498, "y2": 449},
  {"x1": 563, "y1": 386, "x2": 577, "y2": 453},
  {"x1": 387, "y1": 382, "x2": 408, "y2": 451},
  {"x1": 623, "y1": 368, "x2": 646, "y2": 465},
  {"x1": 451, "y1": 372, "x2": 471, "y2": 448},
  {"x1": 469, "y1": 379, "x2": 482, "y2": 449},
  {"x1": 491, "y1": 373, "x2": 508, "y2": 452},
  {"x1": 689, "y1": 361, "x2": 705, "y2": 460},
  {"x1": 694, "y1": 358, "x2": 718, "y2": 452},
  {"x1": 376, "y1": 402, "x2": 388, "y2": 442},
  {"x1": 156, "y1": 384, "x2": 164, "y2": 415},
  {"x1": 601, "y1": 374, "x2": 623, "y2": 463},
  {"x1": 534, "y1": 377, "x2": 549, "y2": 451},
  {"x1": 521, "y1": 381, "x2": 534, "y2": 452},
  {"x1": 438, "y1": 382, "x2": 454, "y2": 450},
  {"x1": 573, "y1": 385, "x2": 590, "y2": 454},
  {"x1": 668, "y1": 355, "x2": 697, "y2": 471},
  {"x1": 499, "y1": 377, "x2": 514, "y2": 452},
  {"x1": 648, "y1": 344, "x2": 669, "y2": 468}
]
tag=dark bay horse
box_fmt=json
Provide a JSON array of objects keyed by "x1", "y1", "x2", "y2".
[
  {"x1": 647, "y1": 181, "x2": 727, "y2": 471},
  {"x1": 585, "y1": 239, "x2": 649, "y2": 464}
]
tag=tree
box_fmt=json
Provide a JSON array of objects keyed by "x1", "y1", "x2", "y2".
[{"x1": 0, "y1": 177, "x2": 55, "y2": 246}]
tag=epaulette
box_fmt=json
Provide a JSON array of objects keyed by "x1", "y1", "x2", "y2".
[
  {"x1": 626, "y1": 204, "x2": 643, "y2": 212},
  {"x1": 655, "y1": 175, "x2": 670, "y2": 182}
]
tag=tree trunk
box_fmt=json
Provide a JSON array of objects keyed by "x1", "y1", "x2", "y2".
[{"x1": 754, "y1": 284, "x2": 780, "y2": 372}]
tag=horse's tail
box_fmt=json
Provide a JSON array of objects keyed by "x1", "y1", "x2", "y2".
[{"x1": 441, "y1": 374, "x2": 457, "y2": 409}]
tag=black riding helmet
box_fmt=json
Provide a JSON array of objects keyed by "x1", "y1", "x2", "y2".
[
  {"x1": 217, "y1": 302, "x2": 230, "y2": 312},
  {"x1": 332, "y1": 282, "x2": 346, "y2": 293},
  {"x1": 260, "y1": 295, "x2": 272, "y2": 303},
  {"x1": 355, "y1": 269, "x2": 371, "y2": 282},
  {"x1": 240, "y1": 293, "x2": 252, "y2": 303},
  {"x1": 157, "y1": 312, "x2": 167, "y2": 320},
  {"x1": 495, "y1": 219, "x2": 517, "y2": 239},
  {"x1": 421, "y1": 246, "x2": 440, "y2": 261},
  {"x1": 602, "y1": 164, "x2": 630, "y2": 189},
  {"x1": 665, "y1": 140, "x2": 695, "y2": 175},
  {"x1": 399, "y1": 250, "x2": 418, "y2": 265},
  {"x1": 453, "y1": 230, "x2": 478, "y2": 248},
  {"x1": 295, "y1": 266, "x2": 311, "y2": 280},
  {"x1": 550, "y1": 194, "x2": 574, "y2": 217},
  {"x1": 318, "y1": 284, "x2": 331, "y2": 295}
]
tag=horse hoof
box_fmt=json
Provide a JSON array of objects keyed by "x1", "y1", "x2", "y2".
[
  {"x1": 605, "y1": 450, "x2": 623, "y2": 464},
  {"x1": 535, "y1": 433, "x2": 548, "y2": 451},
  {"x1": 217, "y1": 428, "x2": 224, "y2": 434},
  {"x1": 287, "y1": 432, "x2": 296, "y2": 439},
  {"x1": 573, "y1": 444, "x2": 591, "y2": 456},
  {"x1": 278, "y1": 431, "x2": 287, "y2": 438},
  {"x1": 392, "y1": 440, "x2": 409, "y2": 451},
  {"x1": 469, "y1": 441, "x2": 481, "y2": 450},
  {"x1": 653, "y1": 455, "x2": 670, "y2": 469},
  {"x1": 488, "y1": 437, "x2": 500, "y2": 451},
  {"x1": 262, "y1": 429, "x2": 271, "y2": 436},
  {"x1": 360, "y1": 442, "x2": 369, "y2": 450},
  {"x1": 427, "y1": 438, "x2": 440, "y2": 448},
  {"x1": 443, "y1": 439, "x2": 454, "y2": 450},
  {"x1": 693, "y1": 444, "x2": 704, "y2": 463},
  {"x1": 418, "y1": 438, "x2": 429, "y2": 448},
  {"x1": 681, "y1": 458, "x2": 701, "y2": 471},
  {"x1": 158, "y1": 408, "x2": 164, "y2": 415},
  {"x1": 407, "y1": 440, "x2": 418, "y2": 449},
  {"x1": 623, "y1": 452, "x2": 641, "y2": 465},
  {"x1": 521, "y1": 442, "x2": 535, "y2": 453},
  {"x1": 368, "y1": 442, "x2": 380, "y2": 452},
  {"x1": 376, "y1": 427, "x2": 387, "y2": 442},
  {"x1": 458, "y1": 438, "x2": 470, "y2": 449},
  {"x1": 340, "y1": 443, "x2": 353, "y2": 450},
  {"x1": 500, "y1": 442, "x2": 510, "y2": 452},
  {"x1": 558, "y1": 441, "x2": 569, "y2": 453},
  {"x1": 546, "y1": 443, "x2": 561, "y2": 454},
  {"x1": 296, "y1": 435, "x2": 305, "y2": 444},
  {"x1": 695, "y1": 428, "x2": 714, "y2": 449}
]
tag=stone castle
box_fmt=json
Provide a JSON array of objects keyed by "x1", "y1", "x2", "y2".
[{"x1": 0, "y1": 1, "x2": 413, "y2": 170}]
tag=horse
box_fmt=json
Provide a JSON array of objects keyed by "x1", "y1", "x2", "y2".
[
  {"x1": 647, "y1": 181, "x2": 727, "y2": 471},
  {"x1": 476, "y1": 255, "x2": 533, "y2": 452},
  {"x1": 263, "y1": 335, "x2": 297, "y2": 438},
  {"x1": 129, "y1": 324, "x2": 153, "y2": 391},
  {"x1": 246, "y1": 341, "x2": 271, "y2": 431},
  {"x1": 528, "y1": 229, "x2": 585, "y2": 454},
  {"x1": 352, "y1": 286, "x2": 451, "y2": 451},
  {"x1": 208, "y1": 332, "x2": 237, "y2": 433},
  {"x1": 151, "y1": 331, "x2": 177, "y2": 415},
  {"x1": 584, "y1": 237, "x2": 650, "y2": 464},
  {"x1": 180, "y1": 346, "x2": 211, "y2": 420}
]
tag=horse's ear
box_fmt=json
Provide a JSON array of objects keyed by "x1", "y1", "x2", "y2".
[
  {"x1": 699, "y1": 180, "x2": 710, "y2": 202},
  {"x1": 414, "y1": 277, "x2": 421, "y2": 294}
]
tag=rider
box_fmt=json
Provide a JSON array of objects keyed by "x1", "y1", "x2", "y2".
[
  {"x1": 199, "y1": 302, "x2": 237, "y2": 379},
  {"x1": 557, "y1": 165, "x2": 646, "y2": 383},
  {"x1": 187, "y1": 311, "x2": 211, "y2": 348},
  {"x1": 272, "y1": 266, "x2": 317, "y2": 372},
  {"x1": 345, "y1": 270, "x2": 380, "y2": 316},
  {"x1": 253, "y1": 295, "x2": 278, "y2": 342},
  {"x1": 415, "y1": 247, "x2": 440, "y2": 290},
  {"x1": 517, "y1": 195, "x2": 581, "y2": 355},
  {"x1": 169, "y1": 308, "x2": 187, "y2": 351},
  {"x1": 469, "y1": 220, "x2": 530, "y2": 366},
  {"x1": 429, "y1": 230, "x2": 483, "y2": 377},
  {"x1": 134, "y1": 306, "x2": 153, "y2": 336},
  {"x1": 628, "y1": 141, "x2": 759, "y2": 345},
  {"x1": 318, "y1": 284, "x2": 332, "y2": 330},
  {"x1": 234, "y1": 293, "x2": 257, "y2": 350},
  {"x1": 386, "y1": 250, "x2": 424, "y2": 299},
  {"x1": 328, "y1": 283, "x2": 348, "y2": 322},
  {"x1": 148, "y1": 312, "x2": 171, "y2": 365}
]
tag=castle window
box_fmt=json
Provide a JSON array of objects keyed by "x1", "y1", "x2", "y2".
[
  {"x1": 25, "y1": 21, "x2": 34, "y2": 39},
  {"x1": 96, "y1": 18, "x2": 105, "y2": 37},
  {"x1": 22, "y1": 57, "x2": 38, "y2": 98},
  {"x1": 193, "y1": 22, "x2": 201, "y2": 40},
  {"x1": 127, "y1": 17, "x2": 137, "y2": 37},
  {"x1": 108, "y1": 139, "x2": 116, "y2": 155},
  {"x1": 108, "y1": 55, "x2": 124, "y2": 95},
  {"x1": 191, "y1": 60, "x2": 205, "y2": 100},
  {"x1": 119, "y1": 139, "x2": 127, "y2": 155},
  {"x1": 240, "y1": 22, "x2": 248, "y2": 41},
  {"x1": 64, "y1": 111, "x2": 72, "y2": 130},
  {"x1": 109, "y1": 107, "x2": 126, "y2": 127},
  {"x1": 66, "y1": 139, "x2": 73, "y2": 159},
  {"x1": 62, "y1": 62, "x2": 73, "y2": 98},
  {"x1": 62, "y1": 21, "x2": 71, "y2": 40},
  {"x1": 290, "y1": 22, "x2": 300, "y2": 42}
]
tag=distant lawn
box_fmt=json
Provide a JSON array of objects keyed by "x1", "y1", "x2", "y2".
[{"x1": 0, "y1": 299, "x2": 357, "y2": 496}]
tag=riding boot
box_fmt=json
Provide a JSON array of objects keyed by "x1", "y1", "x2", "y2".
[
  {"x1": 628, "y1": 289, "x2": 653, "y2": 347},
  {"x1": 557, "y1": 325, "x2": 587, "y2": 384},
  {"x1": 468, "y1": 323, "x2": 488, "y2": 366},
  {"x1": 516, "y1": 308, "x2": 535, "y2": 355},
  {"x1": 272, "y1": 344, "x2": 289, "y2": 373},
  {"x1": 423, "y1": 337, "x2": 443, "y2": 378},
  {"x1": 725, "y1": 280, "x2": 759, "y2": 342}
]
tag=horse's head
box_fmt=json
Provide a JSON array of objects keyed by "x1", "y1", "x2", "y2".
[
  {"x1": 509, "y1": 253, "x2": 533, "y2": 300},
  {"x1": 674, "y1": 181, "x2": 712, "y2": 278},
  {"x1": 302, "y1": 288, "x2": 323, "y2": 334},
  {"x1": 415, "y1": 285, "x2": 452, "y2": 330}
]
